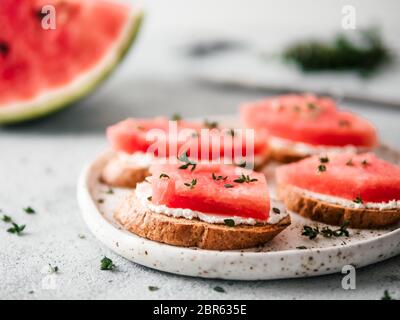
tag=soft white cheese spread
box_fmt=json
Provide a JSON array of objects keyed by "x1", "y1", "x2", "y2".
[
  {"x1": 117, "y1": 151, "x2": 155, "y2": 168},
  {"x1": 269, "y1": 136, "x2": 365, "y2": 156},
  {"x1": 299, "y1": 187, "x2": 400, "y2": 210},
  {"x1": 135, "y1": 182, "x2": 288, "y2": 225}
]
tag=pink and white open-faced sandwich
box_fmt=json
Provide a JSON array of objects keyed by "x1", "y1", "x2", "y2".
[
  {"x1": 114, "y1": 162, "x2": 290, "y2": 250},
  {"x1": 102, "y1": 117, "x2": 270, "y2": 188},
  {"x1": 276, "y1": 152, "x2": 400, "y2": 228},
  {"x1": 241, "y1": 94, "x2": 378, "y2": 163}
]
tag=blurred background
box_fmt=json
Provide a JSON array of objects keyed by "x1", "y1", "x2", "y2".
[{"x1": 1, "y1": 0, "x2": 400, "y2": 300}]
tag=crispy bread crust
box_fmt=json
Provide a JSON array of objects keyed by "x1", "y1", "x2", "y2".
[
  {"x1": 101, "y1": 157, "x2": 149, "y2": 188},
  {"x1": 114, "y1": 193, "x2": 291, "y2": 250},
  {"x1": 277, "y1": 184, "x2": 400, "y2": 229},
  {"x1": 269, "y1": 146, "x2": 307, "y2": 163}
]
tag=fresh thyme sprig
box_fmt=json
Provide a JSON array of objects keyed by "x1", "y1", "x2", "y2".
[
  {"x1": 7, "y1": 223, "x2": 26, "y2": 236},
  {"x1": 233, "y1": 173, "x2": 258, "y2": 183},
  {"x1": 23, "y1": 207, "x2": 36, "y2": 214},
  {"x1": 212, "y1": 173, "x2": 228, "y2": 181},
  {"x1": 1, "y1": 214, "x2": 12, "y2": 223},
  {"x1": 100, "y1": 256, "x2": 116, "y2": 271},
  {"x1": 178, "y1": 151, "x2": 197, "y2": 172},
  {"x1": 224, "y1": 219, "x2": 235, "y2": 227},
  {"x1": 353, "y1": 195, "x2": 363, "y2": 204},
  {"x1": 184, "y1": 179, "x2": 197, "y2": 189},
  {"x1": 203, "y1": 119, "x2": 218, "y2": 129},
  {"x1": 302, "y1": 221, "x2": 350, "y2": 240}
]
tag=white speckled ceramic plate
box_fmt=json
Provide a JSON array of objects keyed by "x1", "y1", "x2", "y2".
[{"x1": 77, "y1": 117, "x2": 400, "y2": 280}]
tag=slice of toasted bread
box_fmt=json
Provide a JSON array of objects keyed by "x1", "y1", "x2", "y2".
[
  {"x1": 277, "y1": 184, "x2": 400, "y2": 229},
  {"x1": 114, "y1": 193, "x2": 291, "y2": 250},
  {"x1": 101, "y1": 157, "x2": 149, "y2": 188},
  {"x1": 270, "y1": 146, "x2": 306, "y2": 163}
]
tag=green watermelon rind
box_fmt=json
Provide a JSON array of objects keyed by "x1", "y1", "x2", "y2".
[{"x1": 0, "y1": 9, "x2": 144, "y2": 125}]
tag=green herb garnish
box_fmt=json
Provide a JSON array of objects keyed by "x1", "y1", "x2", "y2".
[
  {"x1": 105, "y1": 188, "x2": 114, "y2": 194},
  {"x1": 184, "y1": 179, "x2": 197, "y2": 189},
  {"x1": 283, "y1": 28, "x2": 392, "y2": 77},
  {"x1": 381, "y1": 290, "x2": 394, "y2": 300},
  {"x1": 213, "y1": 286, "x2": 226, "y2": 293},
  {"x1": 7, "y1": 223, "x2": 26, "y2": 236},
  {"x1": 171, "y1": 113, "x2": 182, "y2": 121},
  {"x1": 307, "y1": 103, "x2": 317, "y2": 111},
  {"x1": 353, "y1": 195, "x2": 363, "y2": 204},
  {"x1": 48, "y1": 264, "x2": 59, "y2": 273},
  {"x1": 361, "y1": 159, "x2": 370, "y2": 166},
  {"x1": 272, "y1": 207, "x2": 281, "y2": 214},
  {"x1": 100, "y1": 256, "x2": 116, "y2": 271},
  {"x1": 159, "y1": 173, "x2": 170, "y2": 179},
  {"x1": 319, "y1": 156, "x2": 329, "y2": 164},
  {"x1": 233, "y1": 173, "x2": 258, "y2": 183},
  {"x1": 224, "y1": 219, "x2": 235, "y2": 227},
  {"x1": 321, "y1": 221, "x2": 350, "y2": 238},
  {"x1": 296, "y1": 246, "x2": 308, "y2": 250},
  {"x1": 203, "y1": 119, "x2": 218, "y2": 129},
  {"x1": 23, "y1": 207, "x2": 35, "y2": 214},
  {"x1": 227, "y1": 128, "x2": 235, "y2": 137},
  {"x1": 1, "y1": 214, "x2": 12, "y2": 223},
  {"x1": 212, "y1": 173, "x2": 228, "y2": 181},
  {"x1": 317, "y1": 164, "x2": 327, "y2": 173},
  {"x1": 302, "y1": 225, "x2": 320, "y2": 240},
  {"x1": 224, "y1": 184, "x2": 234, "y2": 188},
  {"x1": 339, "y1": 119, "x2": 351, "y2": 127},
  {"x1": 147, "y1": 196, "x2": 152, "y2": 202},
  {"x1": 302, "y1": 221, "x2": 350, "y2": 240},
  {"x1": 148, "y1": 286, "x2": 160, "y2": 292},
  {"x1": 178, "y1": 151, "x2": 197, "y2": 172}
]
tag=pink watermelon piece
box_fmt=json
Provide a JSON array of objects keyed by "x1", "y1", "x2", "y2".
[
  {"x1": 0, "y1": 0, "x2": 142, "y2": 124},
  {"x1": 241, "y1": 94, "x2": 377, "y2": 147},
  {"x1": 107, "y1": 117, "x2": 269, "y2": 159},
  {"x1": 276, "y1": 153, "x2": 400, "y2": 203},
  {"x1": 149, "y1": 163, "x2": 270, "y2": 220}
]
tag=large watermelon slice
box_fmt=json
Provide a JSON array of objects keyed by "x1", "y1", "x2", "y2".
[
  {"x1": 0, "y1": 0, "x2": 143, "y2": 124},
  {"x1": 276, "y1": 153, "x2": 400, "y2": 203},
  {"x1": 107, "y1": 117, "x2": 269, "y2": 160},
  {"x1": 241, "y1": 94, "x2": 377, "y2": 147},
  {"x1": 150, "y1": 163, "x2": 270, "y2": 220}
]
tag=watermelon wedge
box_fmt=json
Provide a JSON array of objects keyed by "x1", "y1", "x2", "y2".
[
  {"x1": 0, "y1": 0, "x2": 143, "y2": 124},
  {"x1": 107, "y1": 117, "x2": 269, "y2": 161},
  {"x1": 241, "y1": 94, "x2": 377, "y2": 147},
  {"x1": 276, "y1": 153, "x2": 400, "y2": 203},
  {"x1": 149, "y1": 163, "x2": 270, "y2": 220}
]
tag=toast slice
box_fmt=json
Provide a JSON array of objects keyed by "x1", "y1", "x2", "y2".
[
  {"x1": 269, "y1": 145, "x2": 306, "y2": 163},
  {"x1": 101, "y1": 156, "x2": 149, "y2": 188},
  {"x1": 277, "y1": 184, "x2": 400, "y2": 229},
  {"x1": 115, "y1": 193, "x2": 291, "y2": 250}
]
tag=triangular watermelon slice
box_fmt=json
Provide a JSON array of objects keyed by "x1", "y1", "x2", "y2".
[
  {"x1": 0, "y1": 0, "x2": 143, "y2": 124},
  {"x1": 149, "y1": 163, "x2": 270, "y2": 220},
  {"x1": 276, "y1": 152, "x2": 400, "y2": 203}
]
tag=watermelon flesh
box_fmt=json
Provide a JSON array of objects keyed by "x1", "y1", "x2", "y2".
[
  {"x1": 107, "y1": 117, "x2": 269, "y2": 160},
  {"x1": 0, "y1": 0, "x2": 142, "y2": 123},
  {"x1": 241, "y1": 94, "x2": 377, "y2": 147},
  {"x1": 276, "y1": 153, "x2": 400, "y2": 203},
  {"x1": 149, "y1": 163, "x2": 270, "y2": 220}
]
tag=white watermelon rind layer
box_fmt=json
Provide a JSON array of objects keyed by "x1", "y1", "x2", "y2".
[{"x1": 0, "y1": 7, "x2": 143, "y2": 125}]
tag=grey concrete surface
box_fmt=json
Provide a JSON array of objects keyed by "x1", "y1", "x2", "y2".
[{"x1": 1, "y1": 0, "x2": 400, "y2": 300}]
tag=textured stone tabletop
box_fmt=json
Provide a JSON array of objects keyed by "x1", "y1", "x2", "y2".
[{"x1": 1, "y1": 0, "x2": 400, "y2": 300}]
